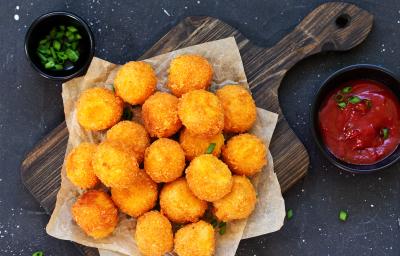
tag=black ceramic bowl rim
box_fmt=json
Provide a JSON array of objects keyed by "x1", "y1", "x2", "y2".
[
  {"x1": 311, "y1": 64, "x2": 400, "y2": 173},
  {"x1": 24, "y1": 11, "x2": 95, "y2": 81}
]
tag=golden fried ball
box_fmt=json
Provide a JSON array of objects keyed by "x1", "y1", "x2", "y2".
[
  {"x1": 77, "y1": 87, "x2": 123, "y2": 131},
  {"x1": 144, "y1": 138, "x2": 185, "y2": 183},
  {"x1": 222, "y1": 133, "x2": 267, "y2": 176},
  {"x1": 106, "y1": 121, "x2": 150, "y2": 163},
  {"x1": 160, "y1": 178, "x2": 207, "y2": 223},
  {"x1": 92, "y1": 140, "x2": 140, "y2": 188},
  {"x1": 179, "y1": 128, "x2": 224, "y2": 161},
  {"x1": 178, "y1": 90, "x2": 224, "y2": 137},
  {"x1": 167, "y1": 54, "x2": 213, "y2": 97},
  {"x1": 135, "y1": 211, "x2": 174, "y2": 256},
  {"x1": 142, "y1": 92, "x2": 182, "y2": 138},
  {"x1": 213, "y1": 176, "x2": 256, "y2": 222},
  {"x1": 114, "y1": 61, "x2": 157, "y2": 105},
  {"x1": 174, "y1": 220, "x2": 215, "y2": 256},
  {"x1": 71, "y1": 190, "x2": 118, "y2": 239},
  {"x1": 66, "y1": 142, "x2": 99, "y2": 189},
  {"x1": 111, "y1": 171, "x2": 157, "y2": 218},
  {"x1": 186, "y1": 154, "x2": 233, "y2": 202},
  {"x1": 216, "y1": 85, "x2": 257, "y2": 133}
]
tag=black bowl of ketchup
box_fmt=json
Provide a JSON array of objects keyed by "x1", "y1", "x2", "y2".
[{"x1": 311, "y1": 64, "x2": 400, "y2": 173}]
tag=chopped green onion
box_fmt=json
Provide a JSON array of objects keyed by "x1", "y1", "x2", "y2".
[
  {"x1": 44, "y1": 60, "x2": 55, "y2": 69},
  {"x1": 210, "y1": 218, "x2": 218, "y2": 228},
  {"x1": 339, "y1": 210, "x2": 348, "y2": 222},
  {"x1": 338, "y1": 102, "x2": 347, "y2": 109},
  {"x1": 75, "y1": 33, "x2": 82, "y2": 40},
  {"x1": 286, "y1": 209, "x2": 293, "y2": 220},
  {"x1": 49, "y1": 27, "x2": 56, "y2": 38},
  {"x1": 50, "y1": 47, "x2": 57, "y2": 60},
  {"x1": 32, "y1": 251, "x2": 44, "y2": 256},
  {"x1": 59, "y1": 25, "x2": 65, "y2": 30},
  {"x1": 334, "y1": 94, "x2": 345, "y2": 102},
  {"x1": 341, "y1": 86, "x2": 352, "y2": 94},
  {"x1": 37, "y1": 52, "x2": 48, "y2": 63},
  {"x1": 122, "y1": 107, "x2": 132, "y2": 120},
  {"x1": 66, "y1": 49, "x2": 79, "y2": 62},
  {"x1": 348, "y1": 96, "x2": 361, "y2": 104},
  {"x1": 55, "y1": 31, "x2": 64, "y2": 39},
  {"x1": 67, "y1": 26, "x2": 78, "y2": 32},
  {"x1": 381, "y1": 128, "x2": 389, "y2": 140},
  {"x1": 205, "y1": 143, "x2": 216, "y2": 154},
  {"x1": 39, "y1": 39, "x2": 48, "y2": 45},
  {"x1": 54, "y1": 64, "x2": 63, "y2": 70},
  {"x1": 53, "y1": 40, "x2": 61, "y2": 51},
  {"x1": 218, "y1": 222, "x2": 226, "y2": 235}
]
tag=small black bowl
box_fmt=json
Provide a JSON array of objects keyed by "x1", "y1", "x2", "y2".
[
  {"x1": 25, "y1": 11, "x2": 95, "y2": 80},
  {"x1": 311, "y1": 64, "x2": 400, "y2": 173}
]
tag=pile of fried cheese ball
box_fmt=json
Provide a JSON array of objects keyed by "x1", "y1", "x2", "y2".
[{"x1": 67, "y1": 54, "x2": 268, "y2": 256}]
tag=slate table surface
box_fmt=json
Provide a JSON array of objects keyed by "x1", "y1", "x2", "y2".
[{"x1": 1, "y1": 0, "x2": 400, "y2": 255}]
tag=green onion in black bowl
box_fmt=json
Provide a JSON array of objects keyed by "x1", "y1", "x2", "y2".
[{"x1": 25, "y1": 12, "x2": 95, "y2": 81}]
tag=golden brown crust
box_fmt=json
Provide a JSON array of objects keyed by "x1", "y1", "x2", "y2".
[
  {"x1": 185, "y1": 154, "x2": 233, "y2": 202},
  {"x1": 135, "y1": 211, "x2": 174, "y2": 256},
  {"x1": 216, "y1": 85, "x2": 256, "y2": 133},
  {"x1": 178, "y1": 89, "x2": 224, "y2": 137},
  {"x1": 174, "y1": 220, "x2": 215, "y2": 256},
  {"x1": 77, "y1": 87, "x2": 123, "y2": 131},
  {"x1": 114, "y1": 61, "x2": 157, "y2": 105},
  {"x1": 92, "y1": 140, "x2": 140, "y2": 188},
  {"x1": 111, "y1": 171, "x2": 158, "y2": 218},
  {"x1": 179, "y1": 128, "x2": 224, "y2": 161},
  {"x1": 71, "y1": 190, "x2": 118, "y2": 239},
  {"x1": 142, "y1": 92, "x2": 182, "y2": 138},
  {"x1": 167, "y1": 54, "x2": 213, "y2": 97},
  {"x1": 213, "y1": 175, "x2": 257, "y2": 222},
  {"x1": 106, "y1": 120, "x2": 150, "y2": 163},
  {"x1": 222, "y1": 133, "x2": 267, "y2": 176},
  {"x1": 160, "y1": 178, "x2": 207, "y2": 223},
  {"x1": 66, "y1": 142, "x2": 99, "y2": 189},
  {"x1": 144, "y1": 138, "x2": 185, "y2": 183}
]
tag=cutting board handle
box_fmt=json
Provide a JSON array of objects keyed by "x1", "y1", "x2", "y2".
[{"x1": 261, "y1": 2, "x2": 373, "y2": 79}]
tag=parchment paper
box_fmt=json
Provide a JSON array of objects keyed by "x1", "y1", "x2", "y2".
[{"x1": 46, "y1": 37, "x2": 285, "y2": 256}]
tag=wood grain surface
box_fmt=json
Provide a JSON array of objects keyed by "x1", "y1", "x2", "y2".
[{"x1": 20, "y1": 2, "x2": 373, "y2": 255}]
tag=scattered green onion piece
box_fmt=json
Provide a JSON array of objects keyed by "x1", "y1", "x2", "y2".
[
  {"x1": 381, "y1": 128, "x2": 389, "y2": 140},
  {"x1": 66, "y1": 49, "x2": 79, "y2": 62},
  {"x1": 122, "y1": 107, "x2": 133, "y2": 120},
  {"x1": 67, "y1": 26, "x2": 78, "y2": 32},
  {"x1": 334, "y1": 94, "x2": 345, "y2": 102},
  {"x1": 55, "y1": 31, "x2": 64, "y2": 39},
  {"x1": 71, "y1": 41, "x2": 78, "y2": 50},
  {"x1": 49, "y1": 27, "x2": 56, "y2": 38},
  {"x1": 110, "y1": 84, "x2": 115, "y2": 93},
  {"x1": 338, "y1": 102, "x2": 347, "y2": 109},
  {"x1": 75, "y1": 33, "x2": 82, "y2": 40},
  {"x1": 210, "y1": 219, "x2": 218, "y2": 228},
  {"x1": 286, "y1": 209, "x2": 293, "y2": 220},
  {"x1": 54, "y1": 64, "x2": 63, "y2": 70},
  {"x1": 59, "y1": 25, "x2": 65, "y2": 31},
  {"x1": 218, "y1": 222, "x2": 227, "y2": 235},
  {"x1": 44, "y1": 61, "x2": 55, "y2": 69},
  {"x1": 339, "y1": 210, "x2": 348, "y2": 222},
  {"x1": 50, "y1": 47, "x2": 57, "y2": 60},
  {"x1": 53, "y1": 40, "x2": 61, "y2": 51},
  {"x1": 348, "y1": 96, "x2": 361, "y2": 104},
  {"x1": 37, "y1": 52, "x2": 48, "y2": 63},
  {"x1": 205, "y1": 143, "x2": 216, "y2": 154},
  {"x1": 341, "y1": 86, "x2": 352, "y2": 94},
  {"x1": 32, "y1": 251, "x2": 44, "y2": 256},
  {"x1": 39, "y1": 39, "x2": 48, "y2": 45}
]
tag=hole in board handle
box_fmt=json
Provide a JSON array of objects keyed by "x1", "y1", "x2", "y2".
[{"x1": 335, "y1": 14, "x2": 351, "y2": 28}]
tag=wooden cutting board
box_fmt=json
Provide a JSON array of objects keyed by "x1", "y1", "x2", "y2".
[{"x1": 20, "y1": 2, "x2": 373, "y2": 255}]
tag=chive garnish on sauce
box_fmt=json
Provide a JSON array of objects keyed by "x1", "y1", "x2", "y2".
[
  {"x1": 381, "y1": 128, "x2": 389, "y2": 140},
  {"x1": 341, "y1": 86, "x2": 352, "y2": 94},
  {"x1": 338, "y1": 102, "x2": 347, "y2": 109},
  {"x1": 205, "y1": 143, "x2": 216, "y2": 154},
  {"x1": 339, "y1": 210, "x2": 348, "y2": 222},
  {"x1": 334, "y1": 94, "x2": 345, "y2": 102},
  {"x1": 218, "y1": 222, "x2": 227, "y2": 235},
  {"x1": 348, "y1": 96, "x2": 362, "y2": 104}
]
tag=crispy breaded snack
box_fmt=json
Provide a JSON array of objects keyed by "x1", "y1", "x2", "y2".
[
  {"x1": 92, "y1": 140, "x2": 140, "y2": 188},
  {"x1": 66, "y1": 142, "x2": 99, "y2": 189},
  {"x1": 77, "y1": 87, "x2": 123, "y2": 131},
  {"x1": 144, "y1": 138, "x2": 185, "y2": 183},
  {"x1": 111, "y1": 171, "x2": 157, "y2": 217},
  {"x1": 142, "y1": 92, "x2": 182, "y2": 138},
  {"x1": 216, "y1": 85, "x2": 257, "y2": 133},
  {"x1": 167, "y1": 54, "x2": 213, "y2": 97},
  {"x1": 186, "y1": 154, "x2": 233, "y2": 202},
  {"x1": 106, "y1": 120, "x2": 150, "y2": 163},
  {"x1": 222, "y1": 133, "x2": 267, "y2": 176},
  {"x1": 160, "y1": 178, "x2": 207, "y2": 223},
  {"x1": 178, "y1": 90, "x2": 224, "y2": 137},
  {"x1": 213, "y1": 175, "x2": 256, "y2": 222},
  {"x1": 174, "y1": 220, "x2": 215, "y2": 256},
  {"x1": 71, "y1": 190, "x2": 118, "y2": 239},
  {"x1": 114, "y1": 61, "x2": 157, "y2": 105},
  {"x1": 135, "y1": 211, "x2": 174, "y2": 256},
  {"x1": 179, "y1": 128, "x2": 224, "y2": 161}
]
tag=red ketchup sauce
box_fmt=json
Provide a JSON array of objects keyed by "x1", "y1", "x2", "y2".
[{"x1": 319, "y1": 80, "x2": 400, "y2": 165}]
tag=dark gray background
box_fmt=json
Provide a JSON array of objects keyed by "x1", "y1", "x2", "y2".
[{"x1": 1, "y1": 0, "x2": 400, "y2": 255}]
